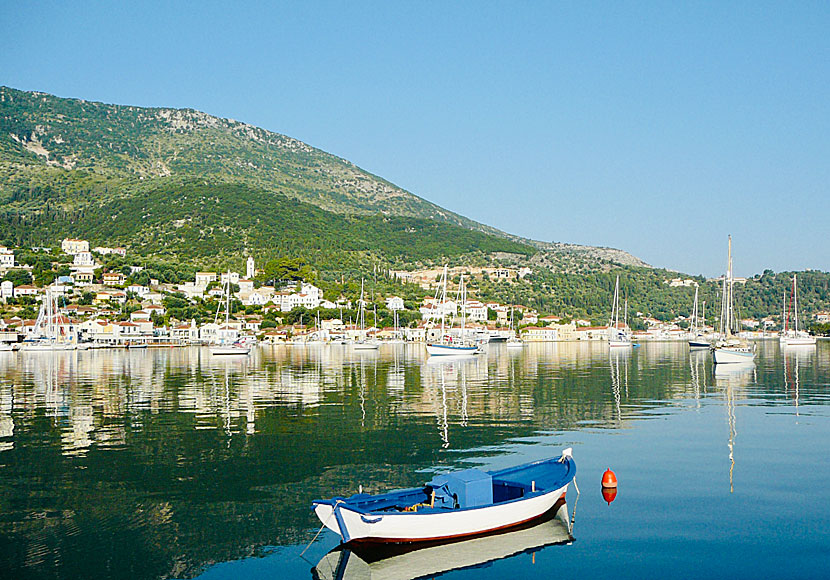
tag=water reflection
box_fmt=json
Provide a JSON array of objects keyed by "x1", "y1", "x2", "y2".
[
  {"x1": 312, "y1": 500, "x2": 572, "y2": 580},
  {"x1": 0, "y1": 342, "x2": 829, "y2": 579}
]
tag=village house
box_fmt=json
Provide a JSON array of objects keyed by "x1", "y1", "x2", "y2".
[
  {"x1": 127, "y1": 284, "x2": 150, "y2": 297},
  {"x1": 0, "y1": 246, "x2": 14, "y2": 269},
  {"x1": 385, "y1": 296, "x2": 404, "y2": 311},
  {"x1": 74, "y1": 271, "x2": 94, "y2": 286},
  {"x1": 461, "y1": 300, "x2": 488, "y2": 323},
  {"x1": 574, "y1": 326, "x2": 609, "y2": 341},
  {"x1": 73, "y1": 251, "x2": 95, "y2": 267},
  {"x1": 92, "y1": 246, "x2": 126, "y2": 256},
  {"x1": 220, "y1": 271, "x2": 241, "y2": 285},
  {"x1": 61, "y1": 239, "x2": 89, "y2": 255},
  {"x1": 1, "y1": 281, "x2": 13, "y2": 302},
  {"x1": 14, "y1": 285, "x2": 40, "y2": 298},
  {"x1": 103, "y1": 272, "x2": 125, "y2": 287},
  {"x1": 195, "y1": 272, "x2": 217, "y2": 287}
]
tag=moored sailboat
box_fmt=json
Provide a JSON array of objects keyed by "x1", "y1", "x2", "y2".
[
  {"x1": 780, "y1": 274, "x2": 816, "y2": 347},
  {"x1": 210, "y1": 271, "x2": 250, "y2": 356},
  {"x1": 608, "y1": 275, "x2": 631, "y2": 348},
  {"x1": 426, "y1": 266, "x2": 481, "y2": 356},
  {"x1": 688, "y1": 286, "x2": 710, "y2": 348},
  {"x1": 353, "y1": 279, "x2": 380, "y2": 350},
  {"x1": 712, "y1": 237, "x2": 756, "y2": 364}
]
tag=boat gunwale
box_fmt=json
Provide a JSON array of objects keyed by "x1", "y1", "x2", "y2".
[{"x1": 312, "y1": 455, "x2": 575, "y2": 517}]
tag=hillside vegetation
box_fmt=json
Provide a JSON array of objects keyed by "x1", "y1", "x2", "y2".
[{"x1": 0, "y1": 86, "x2": 648, "y2": 269}]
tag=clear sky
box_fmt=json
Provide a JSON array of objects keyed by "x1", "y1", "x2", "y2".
[{"x1": 2, "y1": 1, "x2": 828, "y2": 277}]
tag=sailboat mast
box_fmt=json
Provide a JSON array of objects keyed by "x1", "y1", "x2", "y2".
[
  {"x1": 726, "y1": 236, "x2": 734, "y2": 337},
  {"x1": 793, "y1": 274, "x2": 799, "y2": 333},
  {"x1": 692, "y1": 287, "x2": 699, "y2": 334},
  {"x1": 440, "y1": 265, "x2": 447, "y2": 339},
  {"x1": 460, "y1": 274, "x2": 466, "y2": 340}
]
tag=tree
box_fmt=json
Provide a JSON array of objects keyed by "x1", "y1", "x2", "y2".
[{"x1": 2, "y1": 269, "x2": 32, "y2": 286}]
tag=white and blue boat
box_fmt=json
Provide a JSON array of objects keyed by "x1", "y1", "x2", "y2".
[
  {"x1": 312, "y1": 448, "x2": 575, "y2": 545},
  {"x1": 312, "y1": 498, "x2": 572, "y2": 579}
]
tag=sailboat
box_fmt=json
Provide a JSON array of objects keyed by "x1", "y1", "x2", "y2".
[
  {"x1": 506, "y1": 304, "x2": 524, "y2": 348},
  {"x1": 712, "y1": 237, "x2": 756, "y2": 364},
  {"x1": 426, "y1": 266, "x2": 481, "y2": 356},
  {"x1": 780, "y1": 273, "x2": 816, "y2": 346},
  {"x1": 608, "y1": 275, "x2": 631, "y2": 348},
  {"x1": 210, "y1": 272, "x2": 250, "y2": 355},
  {"x1": 688, "y1": 286, "x2": 710, "y2": 348},
  {"x1": 354, "y1": 279, "x2": 380, "y2": 350},
  {"x1": 20, "y1": 289, "x2": 77, "y2": 351}
]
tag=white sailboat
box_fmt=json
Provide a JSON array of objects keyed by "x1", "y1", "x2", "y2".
[
  {"x1": 210, "y1": 272, "x2": 250, "y2": 356},
  {"x1": 780, "y1": 273, "x2": 816, "y2": 346},
  {"x1": 712, "y1": 236, "x2": 756, "y2": 364},
  {"x1": 426, "y1": 266, "x2": 481, "y2": 356},
  {"x1": 506, "y1": 304, "x2": 524, "y2": 348},
  {"x1": 608, "y1": 275, "x2": 631, "y2": 348},
  {"x1": 20, "y1": 289, "x2": 77, "y2": 351},
  {"x1": 688, "y1": 286, "x2": 710, "y2": 348},
  {"x1": 353, "y1": 279, "x2": 380, "y2": 350}
]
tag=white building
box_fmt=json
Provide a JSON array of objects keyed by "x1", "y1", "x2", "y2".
[
  {"x1": 61, "y1": 239, "x2": 89, "y2": 255},
  {"x1": 385, "y1": 296, "x2": 405, "y2": 311},
  {"x1": 0, "y1": 247, "x2": 14, "y2": 269},
  {"x1": 462, "y1": 300, "x2": 488, "y2": 323},
  {"x1": 1, "y1": 281, "x2": 13, "y2": 301},
  {"x1": 195, "y1": 272, "x2": 216, "y2": 287},
  {"x1": 221, "y1": 271, "x2": 240, "y2": 285},
  {"x1": 247, "y1": 256, "x2": 255, "y2": 279},
  {"x1": 73, "y1": 251, "x2": 95, "y2": 267},
  {"x1": 92, "y1": 247, "x2": 126, "y2": 256},
  {"x1": 127, "y1": 285, "x2": 150, "y2": 297}
]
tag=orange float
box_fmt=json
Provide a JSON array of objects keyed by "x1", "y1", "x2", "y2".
[{"x1": 601, "y1": 468, "x2": 618, "y2": 488}]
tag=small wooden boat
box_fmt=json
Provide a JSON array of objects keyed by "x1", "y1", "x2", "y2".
[
  {"x1": 312, "y1": 448, "x2": 575, "y2": 545},
  {"x1": 313, "y1": 498, "x2": 572, "y2": 580}
]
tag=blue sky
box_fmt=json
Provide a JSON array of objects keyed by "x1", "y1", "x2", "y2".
[{"x1": 2, "y1": 1, "x2": 828, "y2": 276}]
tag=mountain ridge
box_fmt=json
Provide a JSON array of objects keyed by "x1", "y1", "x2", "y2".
[{"x1": 0, "y1": 85, "x2": 648, "y2": 268}]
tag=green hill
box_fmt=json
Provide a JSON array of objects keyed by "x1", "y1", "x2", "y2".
[{"x1": 0, "y1": 86, "x2": 649, "y2": 271}]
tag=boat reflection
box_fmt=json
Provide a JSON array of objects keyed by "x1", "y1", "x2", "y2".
[
  {"x1": 784, "y1": 345, "x2": 814, "y2": 417},
  {"x1": 311, "y1": 499, "x2": 572, "y2": 580},
  {"x1": 713, "y1": 361, "x2": 754, "y2": 493}
]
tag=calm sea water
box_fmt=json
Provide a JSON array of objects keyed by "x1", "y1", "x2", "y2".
[{"x1": 1, "y1": 341, "x2": 829, "y2": 579}]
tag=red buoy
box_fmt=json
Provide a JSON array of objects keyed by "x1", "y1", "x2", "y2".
[
  {"x1": 601, "y1": 468, "x2": 618, "y2": 488},
  {"x1": 602, "y1": 486, "x2": 618, "y2": 505}
]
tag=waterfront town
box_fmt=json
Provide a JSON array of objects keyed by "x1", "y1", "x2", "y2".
[{"x1": 2, "y1": 238, "x2": 824, "y2": 350}]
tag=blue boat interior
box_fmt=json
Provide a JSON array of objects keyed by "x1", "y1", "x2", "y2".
[{"x1": 314, "y1": 455, "x2": 575, "y2": 515}]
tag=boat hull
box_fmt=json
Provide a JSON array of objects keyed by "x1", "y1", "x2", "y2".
[
  {"x1": 713, "y1": 346, "x2": 756, "y2": 364},
  {"x1": 313, "y1": 501, "x2": 572, "y2": 580},
  {"x1": 353, "y1": 341, "x2": 380, "y2": 350},
  {"x1": 688, "y1": 339, "x2": 710, "y2": 349},
  {"x1": 781, "y1": 336, "x2": 817, "y2": 347},
  {"x1": 313, "y1": 451, "x2": 575, "y2": 545},
  {"x1": 210, "y1": 346, "x2": 250, "y2": 355},
  {"x1": 426, "y1": 343, "x2": 480, "y2": 356},
  {"x1": 314, "y1": 483, "x2": 569, "y2": 545}
]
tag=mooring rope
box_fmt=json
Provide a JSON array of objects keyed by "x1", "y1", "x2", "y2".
[{"x1": 300, "y1": 500, "x2": 343, "y2": 557}]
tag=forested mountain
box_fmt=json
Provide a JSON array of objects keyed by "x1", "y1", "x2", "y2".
[{"x1": 2, "y1": 86, "x2": 829, "y2": 323}]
